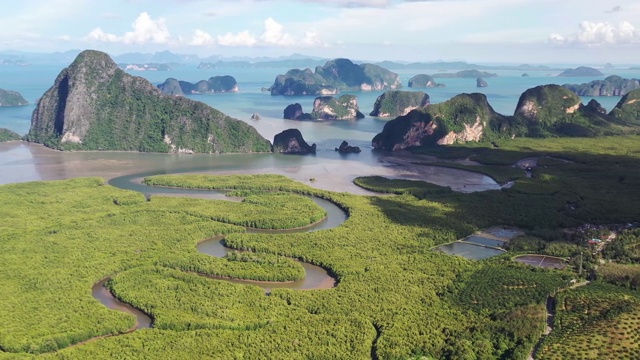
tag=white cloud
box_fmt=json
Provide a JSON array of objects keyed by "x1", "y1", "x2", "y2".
[
  {"x1": 122, "y1": 12, "x2": 170, "y2": 44},
  {"x1": 300, "y1": 0, "x2": 390, "y2": 8},
  {"x1": 260, "y1": 17, "x2": 294, "y2": 46},
  {"x1": 86, "y1": 27, "x2": 119, "y2": 42},
  {"x1": 217, "y1": 30, "x2": 257, "y2": 47},
  {"x1": 85, "y1": 12, "x2": 171, "y2": 45},
  {"x1": 550, "y1": 20, "x2": 639, "y2": 45},
  {"x1": 302, "y1": 31, "x2": 323, "y2": 46},
  {"x1": 189, "y1": 29, "x2": 214, "y2": 46},
  {"x1": 214, "y1": 18, "x2": 323, "y2": 48}
]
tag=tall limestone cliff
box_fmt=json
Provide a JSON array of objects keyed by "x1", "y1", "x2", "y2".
[
  {"x1": 372, "y1": 93, "x2": 507, "y2": 150},
  {"x1": 27, "y1": 50, "x2": 271, "y2": 153}
]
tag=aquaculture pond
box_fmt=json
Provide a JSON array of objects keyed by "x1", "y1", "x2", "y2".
[
  {"x1": 434, "y1": 227, "x2": 523, "y2": 260},
  {"x1": 463, "y1": 235, "x2": 506, "y2": 248},
  {"x1": 514, "y1": 255, "x2": 567, "y2": 269},
  {"x1": 435, "y1": 242, "x2": 505, "y2": 260}
]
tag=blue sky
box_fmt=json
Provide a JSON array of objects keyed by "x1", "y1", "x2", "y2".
[{"x1": 1, "y1": 0, "x2": 639, "y2": 63}]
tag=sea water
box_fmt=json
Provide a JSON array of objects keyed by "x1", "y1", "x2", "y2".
[{"x1": 2, "y1": 63, "x2": 640, "y2": 151}]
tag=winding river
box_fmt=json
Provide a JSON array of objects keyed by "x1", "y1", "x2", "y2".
[{"x1": 91, "y1": 172, "x2": 348, "y2": 332}]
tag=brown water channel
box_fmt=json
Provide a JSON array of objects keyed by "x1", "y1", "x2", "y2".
[
  {"x1": 91, "y1": 173, "x2": 346, "y2": 331},
  {"x1": 92, "y1": 279, "x2": 153, "y2": 329}
]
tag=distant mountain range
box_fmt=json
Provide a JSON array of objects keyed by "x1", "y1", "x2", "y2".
[{"x1": 1, "y1": 50, "x2": 639, "y2": 71}]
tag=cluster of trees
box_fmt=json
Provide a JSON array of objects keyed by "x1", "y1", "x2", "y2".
[
  {"x1": 0, "y1": 128, "x2": 21, "y2": 142},
  {"x1": 596, "y1": 263, "x2": 640, "y2": 290},
  {"x1": 602, "y1": 229, "x2": 640, "y2": 263},
  {"x1": 538, "y1": 282, "x2": 640, "y2": 359},
  {"x1": 451, "y1": 262, "x2": 571, "y2": 313},
  {"x1": 353, "y1": 176, "x2": 453, "y2": 198},
  {"x1": 1, "y1": 133, "x2": 639, "y2": 358}
]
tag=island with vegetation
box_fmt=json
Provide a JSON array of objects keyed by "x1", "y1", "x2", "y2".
[
  {"x1": 26, "y1": 50, "x2": 270, "y2": 153},
  {"x1": 0, "y1": 88, "x2": 28, "y2": 106},
  {"x1": 269, "y1": 58, "x2": 401, "y2": 96},
  {"x1": 372, "y1": 84, "x2": 640, "y2": 151},
  {"x1": 407, "y1": 74, "x2": 444, "y2": 88},
  {"x1": 311, "y1": 95, "x2": 364, "y2": 120},
  {"x1": 557, "y1": 66, "x2": 604, "y2": 77},
  {"x1": 0, "y1": 128, "x2": 22, "y2": 142},
  {"x1": 283, "y1": 95, "x2": 364, "y2": 121},
  {"x1": 563, "y1": 75, "x2": 640, "y2": 96},
  {"x1": 369, "y1": 90, "x2": 430, "y2": 118},
  {"x1": 432, "y1": 69, "x2": 498, "y2": 79},
  {"x1": 157, "y1": 75, "x2": 239, "y2": 96}
]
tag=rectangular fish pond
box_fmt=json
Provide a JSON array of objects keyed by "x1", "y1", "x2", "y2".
[
  {"x1": 436, "y1": 242, "x2": 506, "y2": 260},
  {"x1": 434, "y1": 227, "x2": 523, "y2": 261},
  {"x1": 463, "y1": 235, "x2": 506, "y2": 248}
]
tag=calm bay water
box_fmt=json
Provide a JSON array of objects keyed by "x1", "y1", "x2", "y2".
[
  {"x1": 1, "y1": 62, "x2": 638, "y2": 187},
  {"x1": 2, "y1": 63, "x2": 639, "y2": 142}
]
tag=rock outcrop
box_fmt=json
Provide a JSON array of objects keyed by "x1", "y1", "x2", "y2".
[
  {"x1": 0, "y1": 89, "x2": 28, "y2": 106},
  {"x1": 158, "y1": 75, "x2": 239, "y2": 96},
  {"x1": 584, "y1": 99, "x2": 607, "y2": 114},
  {"x1": 369, "y1": 90, "x2": 430, "y2": 117},
  {"x1": 284, "y1": 103, "x2": 305, "y2": 120},
  {"x1": 372, "y1": 84, "x2": 640, "y2": 151},
  {"x1": 272, "y1": 129, "x2": 316, "y2": 154},
  {"x1": 251, "y1": 113, "x2": 261, "y2": 120},
  {"x1": 312, "y1": 95, "x2": 364, "y2": 120},
  {"x1": 514, "y1": 85, "x2": 583, "y2": 123},
  {"x1": 372, "y1": 93, "x2": 504, "y2": 150},
  {"x1": 522, "y1": 73, "x2": 530, "y2": 77},
  {"x1": 432, "y1": 70, "x2": 497, "y2": 78},
  {"x1": 335, "y1": 141, "x2": 361, "y2": 153},
  {"x1": 563, "y1": 75, "x2": 640, "y2": 96},
  {"x1": 513, "y1": 85, "x2": 626, "y2": 137},
  {"x1": 557, "y1": 66, "x2": 604, "y2": 77},
  {"x1": 269, "y1": 58, "x2": 401, "y2": 96},
  {"x1": 284, "y1": 96, "x2": 364, "y2": 120},
  {"x1": 407, "y1": 74, "x2": 443, "y2": 88},
  {"x1": 27, "y1": 50, "x2": 271, "y2": 153},
  {"x1": 476, "y1": 78, "x2": 488, "y2": 88},
  {"x1": 372, "y1": 110, "x2": 438, "y2": 151},
  {"x1": 0, "y1": 128, "x2": 22, "y2": 142},
  {"x1": 610, "y1": 89, "x2": 640, "y2": 125}
]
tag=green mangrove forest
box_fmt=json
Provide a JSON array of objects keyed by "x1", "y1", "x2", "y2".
[{"x1": 1, "y1": 135, "x2": 640, "y2": 359}]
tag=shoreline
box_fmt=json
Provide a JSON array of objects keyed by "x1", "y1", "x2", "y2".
[{"x1": 1, "y1": 141, "x2": 506, "y2": 195}]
